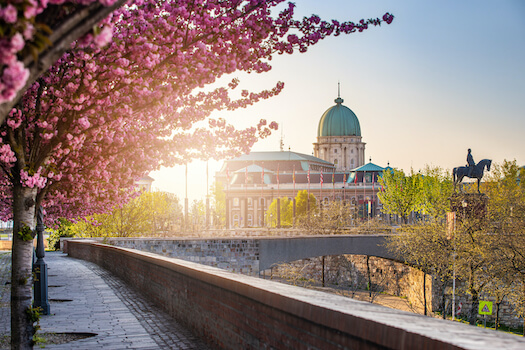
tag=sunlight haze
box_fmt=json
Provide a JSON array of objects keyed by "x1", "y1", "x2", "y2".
[{"x1": 151, "y1": 0, "x2": 525, "y2": 203}]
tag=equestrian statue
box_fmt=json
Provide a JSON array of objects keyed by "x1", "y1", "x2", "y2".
[{"x1": 453, "y1": 149, "x2": 491, "y2": 193}]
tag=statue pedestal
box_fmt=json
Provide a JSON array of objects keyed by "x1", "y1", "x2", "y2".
[{"x1": 450, "y1": 193, "x2": 488, "y2": 221}]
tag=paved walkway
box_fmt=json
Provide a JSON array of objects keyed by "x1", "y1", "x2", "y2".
[{"x1": 0, "y1": 251, "x2": 209, "y2": 349}]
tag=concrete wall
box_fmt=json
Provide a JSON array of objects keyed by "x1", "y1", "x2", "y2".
[{"x1": 65, "y1": 240, "x2": 525, "y2": 350}]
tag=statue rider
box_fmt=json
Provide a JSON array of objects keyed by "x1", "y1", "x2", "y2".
[{"x1": 467, "y1": 148, "x2": 475, "y2": 177}]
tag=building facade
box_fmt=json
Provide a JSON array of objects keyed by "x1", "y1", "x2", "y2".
[{"x1": 216, "y1": 94, "x2": 387, "y2": 228}]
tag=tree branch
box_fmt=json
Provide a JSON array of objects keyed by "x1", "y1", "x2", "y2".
[{"x1": 0, "y1": 0, "x2": 128, "y2": 124}]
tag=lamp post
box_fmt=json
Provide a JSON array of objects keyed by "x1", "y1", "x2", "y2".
[
  {"x1": 184, "y1": 163, "x2": 188, "y2": 232},
  {"x1": 33, "y1": 206, "x2": 50, "y2": 315}
]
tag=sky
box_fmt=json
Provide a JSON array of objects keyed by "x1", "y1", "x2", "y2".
[{"x1": 150, "y1": 0, "x2": 525, "y2": 203}]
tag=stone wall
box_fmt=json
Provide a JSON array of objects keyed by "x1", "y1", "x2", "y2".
[
  {"x1": 270, "y1": 255, "x2": 433, "y2": 313},
  {"x1": 64, "y1": 240, "x2": 525, "y2": 350},
  {"x1": 270, "y1": 255, "x2": 524, "y2": 329},
  {"x1": 432, "y1": 278, "x2": 523, "y2": 329},
  {"x1": 107, "y1": 237, "x2": 260, "y2": 275}
]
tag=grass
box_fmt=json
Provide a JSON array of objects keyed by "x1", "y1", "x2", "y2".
[{"x1": 440, "y1": 313, "x2": 524, "y2": 336}]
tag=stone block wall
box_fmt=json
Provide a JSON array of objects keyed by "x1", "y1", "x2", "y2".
[
  {"x1": 107, "y1": 238, "x2": 260, "y2": 276},
  {"x1": 270, "y1": 255, "x2": 433, "y2": 313},
  {"x1": 432, "y1": 278, "x2": 524, "y2": 328},
  {"x1": 270, "y1": 255, "x2": 524, "y2": 329}
]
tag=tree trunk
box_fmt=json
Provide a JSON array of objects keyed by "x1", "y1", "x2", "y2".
[
  {"x1": 439, "y1": 280, "x2": 447, "y2": 320},
  {"x1": 441, "y1": 291, "x2": 446, "y2": 320},
  {"x1": 495, "y1": 301, "x2": 501, "y2": 331},
  {"x1": 366, "y1": 255, "x2": 372, "y2": 299},
  {"x1": 468, "y1": 287, "x2": 479, "y2": 325},
  {"x1": 423, "y1": 271, "x2": 427, "y2": 316},
  {"x1": 11, "y1": 185, "x2": 38, "y2": 350}
]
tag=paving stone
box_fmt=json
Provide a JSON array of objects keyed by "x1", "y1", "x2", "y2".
[{"x1": 0, "y1": 251, "x2": 209, "y2": 349}]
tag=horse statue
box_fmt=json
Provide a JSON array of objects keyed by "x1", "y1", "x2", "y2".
[{"x1": 453, "y1": 159, "x2": 492, "y2": 193}]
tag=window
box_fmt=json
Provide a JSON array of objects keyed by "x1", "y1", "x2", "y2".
[
  {"x1": 248, "y1": 198, "x2": 253, "y2": 207},
  {"x1": 233, "y1": 214, "x2": 240, "y2": 227},
  {"x1": 248, "y1": 214, "x2": 253, "y2": 226},
  {"x1": 260, "y1": 198, "x2": 265, "y2": 208},
  {"x1": 334, "y1": 149, "x2": 338, "y2": 154},
  {"x1": 233, "y1": 198, "x2": 239, "y2": 207},
  {"x1": 334, "y1": 159, "x2": 338, "y2": 165}
]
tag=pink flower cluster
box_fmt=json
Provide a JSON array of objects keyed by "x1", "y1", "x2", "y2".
[
  {"x1": 0, "y1": 144, "x2": 16, "y2": 163},
  {"x1": 0, "y1": 0, "x2": 119, "y2": 104},
  {"x1": 20, "y1": 168, "x2": 47, "y2": 188},
  {"x1": 0, "y1": 32, "x2": 29, "y2": 102}
]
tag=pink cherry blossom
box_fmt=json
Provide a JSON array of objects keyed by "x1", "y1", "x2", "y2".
[{"x1": 1, "y1": 4, "x2": 18, "y2": 23}]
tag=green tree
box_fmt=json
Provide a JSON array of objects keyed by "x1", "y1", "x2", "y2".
[
  {"x1": 299, "y1": 200, "x2": 349, "y2": 234},
  {"x1": 387, "y1": 223, "x2": 454, "y2": 318},
  {"x1": 47, "y1": 218, "x2": 81, "y2": 250},
  {"x1": 387, "y1": 161, "x2": 525, "y2": 326},
  {"x1": 418, "y1": 166, "x2": 453, "y2": 220},
  {"x1": 66, "y1": 191, "x2": 182, "y2": 237},
  {"x1": 212, "y1": 181, "x2": 226, "y2": 228},
  {"x1": 189, "y1": 199, "x2": 206, "y2": 232},
  {"x1": 484, "y1": 160, "x2": 525, "y2": 332},
  {"x1": 378, "y1": 169, "x2": 422, "y2": 224},
  {"x1": 295, "y1": 190, "x2": 318, "y2": 218},
  {"x1": 267, "y1": 197, "x2": 293, "y2": 227},
  {"x1": 454, "y1": 216, "x2": 494, "y2": 325}
]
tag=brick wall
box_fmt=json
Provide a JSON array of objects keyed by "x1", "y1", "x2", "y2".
[{"x1": 63, "y1": 240, "x2": 522, "y2": 350}]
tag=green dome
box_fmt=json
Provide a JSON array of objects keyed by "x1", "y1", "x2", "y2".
[{"x1": 317, "y1": 97, "x2": 361, "y2": 137}]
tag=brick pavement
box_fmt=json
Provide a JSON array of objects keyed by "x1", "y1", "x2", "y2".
[{"x1": 0, "y1": 251, "x2": 209, "y2": 349}]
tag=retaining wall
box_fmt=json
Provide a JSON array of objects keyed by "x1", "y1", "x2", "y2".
[
  {"x1": 107, "y1": 237, "x2": 260, "y2": 275},
  {"x1": 65, "y1": 240, "x2": 525, "y2": 350}
]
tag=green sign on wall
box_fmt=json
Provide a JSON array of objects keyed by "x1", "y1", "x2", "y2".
[{"x1": 479, "y1": 301, "x2": 493, "y2": 315}]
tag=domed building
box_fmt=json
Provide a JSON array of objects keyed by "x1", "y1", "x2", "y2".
[
  {"x1": 214, "y1": 90, "x2": 387, "y2": 228},
  {"x1": 313, "y1": 95, "x2": 366, "y2": 171}
]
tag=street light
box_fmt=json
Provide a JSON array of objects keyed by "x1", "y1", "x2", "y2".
[{"x1": 33, "y1": 206, "x2": 50, "y2": 315}]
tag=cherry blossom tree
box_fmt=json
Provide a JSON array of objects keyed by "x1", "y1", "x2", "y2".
[
  {"x1": 0, "y1": 0, "x2": 393, "y2": 347},
  {"x1": 0, "y1": 0, "x2": 127, "y2": 120}
]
